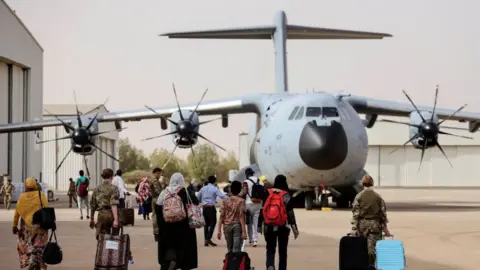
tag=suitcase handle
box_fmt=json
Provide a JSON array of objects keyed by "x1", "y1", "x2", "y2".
[{"x1": 382, "y1": 234, "x2": 394, "y2": 239}]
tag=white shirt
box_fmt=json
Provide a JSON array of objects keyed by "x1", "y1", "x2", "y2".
[
  {"x1": 112, "y1": 176, "x2": 128, "y2": 199},
  {"x1": 245, "y1": 176, "x2": 264, "y2": 204}
]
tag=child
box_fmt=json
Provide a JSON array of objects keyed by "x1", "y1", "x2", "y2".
[{"x1": 217, "y1": 181, "x2": 247, "y2": 252}]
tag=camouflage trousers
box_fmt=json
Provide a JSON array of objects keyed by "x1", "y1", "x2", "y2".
[
  {"x1": 95, "y1": 210, "x2": 120, "y2": 240},
  {"x1": 4, "y1": 194, "x2": 12, "y2": 210},
  {"x1": 357, "y1": 219, "x2": 383, "y2": 266},
  {"x1": 151, "y1": 197, "x2": 159, "y2": 238}
]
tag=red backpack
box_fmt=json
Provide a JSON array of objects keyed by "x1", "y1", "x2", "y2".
[
  {"x1": 77, "y1": 181, "x2": 88, "y2": 197},
  {"x1": 262, "y1": 189, "x2": 288, "y2": 226}
]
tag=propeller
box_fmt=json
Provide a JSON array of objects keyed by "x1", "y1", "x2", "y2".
[
  {"x1": 38, "y1": 93, "x2": 124, "y2": 176},
  {"x1": 385, "y1": 85, "x2": 471, "y2": 170},
  {"x1": 142, "y1": 83, "x2": 226, "y2": 168}
]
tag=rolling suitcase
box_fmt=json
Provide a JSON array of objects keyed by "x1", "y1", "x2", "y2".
[
  {"x1": 95, "y1": 228, "x2": 131, "y2": 270},
  {"x1": 339, "y1": 233, "x2": 369, "y2": 270},
  {"x1": 375, "y1": 235, "x2": 406, "y2": 270},
  {"x1": 120, "y1": 196, "x2": 135, "y2": 227}
]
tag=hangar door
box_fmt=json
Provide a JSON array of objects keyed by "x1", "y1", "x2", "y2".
[{"x1": 370, "y1": 145, "x2": 480, "y2": 187}]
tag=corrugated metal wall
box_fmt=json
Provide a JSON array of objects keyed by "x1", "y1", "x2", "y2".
[{"x1": 42, "y1": 125, "x2": 118, "y2": 191}]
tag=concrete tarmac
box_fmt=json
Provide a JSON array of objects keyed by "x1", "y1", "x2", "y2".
[{"x1": 0, "y1": 188, "x2": 479, "y2": 269}]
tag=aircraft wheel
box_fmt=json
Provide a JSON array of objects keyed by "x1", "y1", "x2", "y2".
[
  {"x1": 305, "y1": 192, "x2": 314, "y2": 210},
  {"x1": 320, "y1": 194, "x2": 329, "y2": 208}
]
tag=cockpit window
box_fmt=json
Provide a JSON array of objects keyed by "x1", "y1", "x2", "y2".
[
  {"x1": 306, "y1": 107, "x2": 322, "y2": 117},
  {"x1": 288, "y1": 106, "x2": 299, "y2": 120},
  {"x1": 323, "y1": 107, "x2": 339, "y2": 117},
  {"x1": 295, "y1": 107, "x2": 304, "y2": 120}
]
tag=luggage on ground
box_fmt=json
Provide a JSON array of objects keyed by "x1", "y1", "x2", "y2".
[
  {"x1": 339, "y1": 233, "x2": 369, "y2": 270},
  {"x1": 162, "y1": 187, "x2": 187, "y2": 223},
  {"x1": 43, "y1": 231, "x2": 63, "y2": 265},
  {"x1": 375, "y1": 235, "x2": 406, "y2": 270},
  {"x1": 120, "y1": 196, "x2": 135, "y2": 226},
  {"x1": 95, "y1": 228, "x2": 131, "y2": 270},
  {"x1": 262, "y1": 189, "x2": 288, "y2": 226},
  {"x1": 222, "y1": 252, "x2": 252, "y2": 270}
]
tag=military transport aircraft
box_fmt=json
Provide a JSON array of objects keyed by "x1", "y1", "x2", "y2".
[{"x1": 0, "y1": 10, "x2": 477, "y2": 209}]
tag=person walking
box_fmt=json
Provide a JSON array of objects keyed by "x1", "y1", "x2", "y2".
[
  {"x1": 244, "y1": 168, "x2": 265, "y2": 247},
  {"x1": 197, "y1": 175, "x2": 228, "y2": 247},
  {"x1": 149, "y1": 167, "x2": 166, "y2": 241},
  {"x1": 67, "y1": 178, "x2": 78, "y2": 208},
  {"x1": 76, "y1": 170, "x2": 90, "y2": 220},
  {"x1": 1, "y1": 176, "x2": 15, "y2": 210},
  {"x1": 112, "y1": 169, "x2": 130, "y2": 209}
]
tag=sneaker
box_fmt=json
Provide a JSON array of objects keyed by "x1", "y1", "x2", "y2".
[
  {"x1": 80, "y1": 216, "x2": 83, "y2": 220},
  {"x1": 86, "y1": 216, "x2": 90, "y2": 219},
  {"x1": 252, "y1": 241, "x2": 258, "y2": 247}
]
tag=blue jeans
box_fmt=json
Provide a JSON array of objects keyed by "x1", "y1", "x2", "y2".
[{"x1": 265, "y1": 228, "x2": 289, "y2": 270}]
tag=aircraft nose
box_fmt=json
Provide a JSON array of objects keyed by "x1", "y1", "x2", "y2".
[{"x1": 298, "y1": 120, "x2": 348, "y2": 170}]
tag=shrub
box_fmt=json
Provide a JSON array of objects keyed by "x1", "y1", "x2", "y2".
[{"x1": 124, "y1": 170, "x2": 151, "y2": 185}]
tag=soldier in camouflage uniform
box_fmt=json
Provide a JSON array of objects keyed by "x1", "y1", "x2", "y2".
[
  {"x1": 0, "y1": 177, "x2": 15, "y2": 210},
  {"x1": 149, "y1": 167, "x2": 166, "y2": 241},
  {"x1": 68, "y1": 178, "x2": 78, "y2": 208},
  {"x1": 89, "y1": 168, "x2": 121, "y2": 239},
  {"x1": 351, "y1": 175, "x2": 391, "y2": 267}
]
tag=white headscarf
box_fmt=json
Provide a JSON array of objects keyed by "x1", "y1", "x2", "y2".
[{"x1": 156, "y1": 172, "x2": 185, "y2": 206}]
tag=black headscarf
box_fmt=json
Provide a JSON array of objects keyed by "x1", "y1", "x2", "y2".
[{"x1": 273, "y1": 174, "x2": 289, "y2": 191}]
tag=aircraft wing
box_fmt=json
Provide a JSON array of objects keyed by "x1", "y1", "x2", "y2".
[
  {"x1": 346, "y1": 95, "x2": 480, "y2": 131},
  {"x1": 0, "y1": 96, "x2": 260, "y2": 134}
]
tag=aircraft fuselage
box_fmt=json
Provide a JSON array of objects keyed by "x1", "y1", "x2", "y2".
[{"x1": 248, "y1": 92, "x2": 368, "y2": 189}]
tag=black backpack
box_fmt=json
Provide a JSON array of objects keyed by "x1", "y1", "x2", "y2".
[{"x1": 248, "y1": 178, "x2": 265, "y2": 200}]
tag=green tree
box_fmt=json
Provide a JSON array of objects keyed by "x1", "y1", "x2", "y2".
[
  {"x1": 215, "y1": 151, "x2": 239, "y2": 182},
  {"x1": 119, "y1": 138, "x2": 150, "y2": 172},
  {"x1": 187, "y1": 144, "x2": 220, "y2": 181},
  {"x1": 149, "y1": 148, "x2": 189, "y2": 179}
]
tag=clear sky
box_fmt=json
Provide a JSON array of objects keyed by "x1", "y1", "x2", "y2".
[{"x1": 5, "y1": 0, "x2": 480, "y2": 159}]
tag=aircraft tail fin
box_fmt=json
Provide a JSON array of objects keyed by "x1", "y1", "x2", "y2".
[{"x1": 160, "y1": 11, "x2": 391, "y2": 93}]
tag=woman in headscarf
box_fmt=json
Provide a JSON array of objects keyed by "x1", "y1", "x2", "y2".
[
  {"x1": 137, "y1": 176, "x2": 152, "y2": 220},
  {"x1": 258, "y1": 174, "x2": 300, "y2": 270},
  {"x1": 13, "y1": 177, "x2": 49, "y2": 270},
  {"x1": 155, "y1": 173, "x2": 199, "y2": 270}
]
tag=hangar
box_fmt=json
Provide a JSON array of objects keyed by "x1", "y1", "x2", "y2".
[
  {"x1": 365, "y1": 117, "x2": 480, "y2": 187},
  {"x1": 42, "y1": 104, "x2": 119, "y2": 191},
  {"x1": 0, "y1": 0, "x2": 43, "y2": 184}
]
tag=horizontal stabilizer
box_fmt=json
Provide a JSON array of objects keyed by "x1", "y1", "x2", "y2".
[{"x1": 160, "y1": 25, "x2": 392, "y2": 40}]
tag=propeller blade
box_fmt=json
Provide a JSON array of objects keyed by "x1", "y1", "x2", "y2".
[
  {"x1": 162, "y1": 140, "x2": 181, "y2": 170},
  {"x1": 44, "y1": 109, "x2": 75, "y2": 131},
  {"x1": 379, "y1": 119, "x2": 421, "y2": 128},
  {"x1": 189, "y1": 88, "x2": 208, "y2": 121},
  {"x1": 55, "y1": 147, "x2": 73, "y2": 173},
  {"x1": 389, "y1": 133, "x2": 419, "y2": 155},
  {"x1": 171, "y1": 83, "x2": 184, "y2": 121},
  {"x1": 36, "y1": 135, "x2": 72, "y2": 144},
  {"x1": 73, "y1": 90, "x2": 82, "y2": 127},
  {"x1": 91, "y1": 143, "x2": 119, "y2": 162},
  {"x1": 418, "y1": 139, "x2": 428, "y2": 171},
  {"x1": 402, "y1": 90, "x2": 426, "y2": 122},
  {"x1": 438, "y1": 104, "x2": 467, "y2": 126},
  {"x1": 91, "y1": 128, "x2": 127, "y2": 137},
  {"x1": 189, "y1": 146, "x2": 199, "y2": 170},
  {"x1": 438, "y1": 130, "x2": 473, "y2": 140},
  {"x1": 199, "y1": 117, "x2": 223, "y2": 126},
  {"x1": 431, "y1": 85, "x2": 439, "y2": 121},
  {"x1": 144, "y1": 105, "x2": 178, "y2": 125},
  {"x1": 195, "y1": 132, "x2": 226, "y2": 151},
  {"x1": 82, "y1": 97, "x2": 110, "y2": 115},
  {"x1": 86, "y1": 112, "x2": 99, "y2": 130},
  {"x1": 434, "y1": 139, "x2": 453, "y2": 168},
  {"x1": 141, "y1": 131, "x2": 177, "y2": 141},
  {"x1": 82, "y1": 147, "x2": 91, "y2": 179}
]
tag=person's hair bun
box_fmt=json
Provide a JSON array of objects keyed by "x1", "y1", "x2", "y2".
[{"x1": 101, "y1": 168, "x2": 114, "y2": 179}]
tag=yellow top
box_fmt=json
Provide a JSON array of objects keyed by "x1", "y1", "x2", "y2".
[{"x1": 13, "y1": 190, "x2": 48, "y2": 227}]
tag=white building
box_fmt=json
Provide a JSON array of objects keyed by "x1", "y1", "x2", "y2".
[
  {"x1": 42, "y1": 104, "x2": 119, "y2": 191},
  {"x1": 365, "y1": 117, "x2": 480, "y2": 187},
  {"x1": 238, "y1": 117, "x2": 480, "y2": 187},
  {"x1": 0, "y1": 0, "x2": 43, "y2": 183}
]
